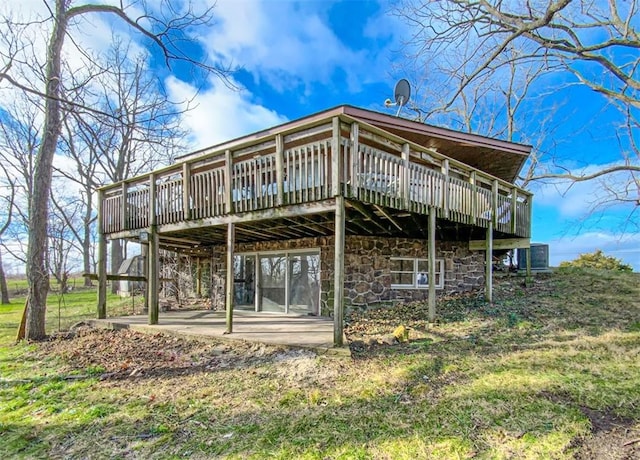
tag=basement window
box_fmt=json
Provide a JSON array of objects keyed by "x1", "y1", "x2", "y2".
[{"x1": 390, "y1": 258, "x2": 444, "y2": 289}]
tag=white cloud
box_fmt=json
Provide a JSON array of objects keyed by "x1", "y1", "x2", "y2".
[
  {"x1": 545, "y1": 231, "x2": 640, "y2": 271},
  {"x1": 166, "y1": 75, "x2": 287, "y2": 150},
  {"x1": 202, "y1": 0, "x2": 367, "y2": 93}
]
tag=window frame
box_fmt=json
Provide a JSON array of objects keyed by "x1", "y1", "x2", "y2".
[{"x1": 390, "y1": 257, "x2": 444, "y2": 289}]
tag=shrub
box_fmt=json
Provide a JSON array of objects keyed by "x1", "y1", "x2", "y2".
[{"x1": 559, "y1": 249, "x2": 633, "y2": 272}]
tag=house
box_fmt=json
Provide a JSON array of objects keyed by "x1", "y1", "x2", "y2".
[{"x1": 96, "y1": 105, "x2": 533, "y2": 346}]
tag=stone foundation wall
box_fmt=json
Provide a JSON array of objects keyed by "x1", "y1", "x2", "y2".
[{"x1": 209, "y1": 235, "x2": 485, "y2": 315}]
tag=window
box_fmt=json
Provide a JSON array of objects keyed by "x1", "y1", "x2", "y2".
[{"x1": 390, "y1": 258, "x2": 444, "y2": 289}]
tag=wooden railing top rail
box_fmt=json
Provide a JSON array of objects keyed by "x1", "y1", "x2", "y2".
[{"x1": 99, "y1": 114, "x2": 531, "y2": 200}]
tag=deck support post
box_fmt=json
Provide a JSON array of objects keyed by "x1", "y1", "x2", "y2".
[
  {"x1": 485, "y1": 221, "x2": 493, "y2": 303},
  {"x1": 333, "y1": 195, "x2": 345, "y2": 346},
  {"x1": 148, "y1": 225, "x2": 159, "y2": 325},
  {"x1": 525, "y1": 247, "x2": 532, "y2": 287},
  {"x1": 141, "y1": 243, "x2": 148, "y2": 312},
  {"x1": 96, "y1": 190, "x2": 107, "y2": 319},
  {"x1": 225, "y1": 222, "x2": 235, "y2": 334},
  {"x1": 196, "y1": 257, "x2": 202, "y2": 298},
  {"x1": 147, "y1": 173, "x2": 159, "y2": 325},
  {"x1": 428, "y1": 207, "x2": 436, "y2": 322}
]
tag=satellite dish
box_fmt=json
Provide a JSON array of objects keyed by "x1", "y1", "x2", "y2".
[{"x1": 394, "y1": 78, "x2": 411, "y2": 107}]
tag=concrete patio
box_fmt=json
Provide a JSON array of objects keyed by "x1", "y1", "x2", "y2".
[{"x1": 89, "y1": 310, "x2": 349, "y2": 355}]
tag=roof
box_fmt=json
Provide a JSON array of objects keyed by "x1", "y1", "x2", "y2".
[{"x1": 179, "y1": 105, "x2": 532, "y2": 183}]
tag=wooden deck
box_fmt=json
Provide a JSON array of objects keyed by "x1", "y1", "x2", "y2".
[{"x1": 99, "y1": 114, "x2": 532, "y2": 245}]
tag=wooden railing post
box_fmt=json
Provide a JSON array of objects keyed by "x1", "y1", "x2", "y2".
[
  {"x1": 96, "y1": 189, "x2": 107, "y2": 319},
  {"x1": 182, "y1": 162, "x2": 191, "y2": 220},
  {"x1": 225, "y1": 150, "x2": 233, "y2": 214},
  {"x1": 441, "y1": 159, "x2": 450, "y2": 218},
  {"x1": 331, "y1": 117, "x2": 341, "y2": 197},
  {"x1": 275, "y1": 134, "x2": 285, "y2": 206},
  {"x1": 401, "y1": 143, "x2": 410, "y2": 210},
  {"x1": 121, "y1": 182, "x2": 128, "y2": 230},
  {"x1": 527, "y1": 194, "x2": 533, "y2": 238},
  {"x1": 469, "y1": 171, "x2": 477, "y2": 225},
  {"x1": 350, "y1": 122, "x2": 359, "y2": 198},
  {"x1": 149, "y1": 173, "x2": 157, "y2": 226},
  {"x1": 492, "y1": 180, "x2": 499, "y2": 227},
  {"x1": 510, "y1": 187, "x2": 518, "y2": 234}
]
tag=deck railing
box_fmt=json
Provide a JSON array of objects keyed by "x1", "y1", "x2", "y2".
[{"x1": 100, "y1": 116, "x2": 532, "y2": 238}]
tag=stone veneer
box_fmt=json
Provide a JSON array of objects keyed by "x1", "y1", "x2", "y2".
[{"x1": 209, "y1": 235, "x2": 485, "y2": 316}]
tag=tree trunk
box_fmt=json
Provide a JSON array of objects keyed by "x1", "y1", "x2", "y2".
[
  {"x1": 0, "y1": 249, "x2": 9, "y2": 304},
  {"x1": 110, "y1": 238, "x2": 122, "y2": 294},
  {"x1": 25, "y1": 0, "x2": 68, "y2": 340},
  {"x1": 82, "y1": 188, "x2": 93, "y2": 287}
]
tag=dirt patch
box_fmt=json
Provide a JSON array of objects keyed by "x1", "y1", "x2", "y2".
[
  {"x1": 540, "y1": 391, "x2": 640, "y2": 459},
  {"x1": 37, "y1": 326, "x2": 318, "y2": 381},
  {"x1": 573, "y1": 406, "x2": 640, "y2": 460}
]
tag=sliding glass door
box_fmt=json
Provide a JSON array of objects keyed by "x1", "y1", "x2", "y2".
[
  {"x1": 259, "y1": 255, "x2": 287, "y2": 312},
  {"x1": 234, "y1": 250, "x2": 320, "y2": 315}
]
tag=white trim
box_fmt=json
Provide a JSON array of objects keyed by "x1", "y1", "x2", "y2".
[{"x1": 390, "y1": 257, "x2": 444, "y2": 289}]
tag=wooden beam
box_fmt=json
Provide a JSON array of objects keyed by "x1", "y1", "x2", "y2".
[
  {"x1": 441, "y1": 159, "x2": 450, "y2": 219},
  {"x1": 225, "y1": 150, "x2": 233, "y2": 214},
  {"x1": 148, "y1": 225, "x2": 159, "y2": 325},
  {"x1": 149, "y1": 174, "x2": 157, "y2": 226},
  {"x1": 182, "y1": 162, "x2": 191, "y2": 220},
  {"x1": 401, "y1": 143, "x2": 410, "y2": 209},
  {"x1": 469, "y1": 238, "x2": 530, "y2": 251},
  {"x1": 141, "y1": 242, "x2": 148, "y2": 314},
  {"x1": 346, "y1": 200, "x2": 391, "y2": 234},
  {"x1": 333, "y1": 195, "x2": 345, "y2": 346},
  {"x1": 331, "y1": 117, "x2": 341, "y2": 197},
  {"x1": 510, "y1": 187, "x2": 518, "y2": 234},
  {"x1": 492, "y1": 180, "x2": 499, "y2": 227},
  {"x1": 485, "y1": 221, "x2": 493, "y2": 303},
  {"x1": 469, "y1": 171, "x2": 477, "y2": 225},
  {"x1": 428, "y1": 207, "x2": 436, "y2": 322},
  {"x1": 196, "y1": 257, "x2": 202, "y2": 298},
  {"x1": 158, "y1": 200, "x2": 336, "y2": 234},
  {"x1": 225, "y1": 222, "x2": 235, "y2": 334},
  {"x1": 97, "y1": 190, "x2": 107, "y2": 320},
  {"x1": 121, "y1": 182, "x2": 128, "y2": 230},
  {"x1": 275, "y1": 134, "x2": 285, "y2": 206},
  {"x1": 373, "y1": 204, "x2": 403, "y2": 232},
  {"x1": 349, "y1": 122, "x2": 359, "y2": 199}
]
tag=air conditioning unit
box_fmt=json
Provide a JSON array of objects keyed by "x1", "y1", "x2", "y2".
[{"x1": 517, "y1": 244, "x2": 550, "y2": 271}]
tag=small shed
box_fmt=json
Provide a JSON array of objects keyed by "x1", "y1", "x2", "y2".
[{"x1": 117, "y1": 255, "x2": 145, "y2": 297}]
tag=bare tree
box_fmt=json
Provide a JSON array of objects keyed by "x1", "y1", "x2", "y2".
[
  {"x1": 395, "y1": 0, "x2": 639, "y2": 216},
  {"x1": 0, "y1": 161, "x2": 16, "y2": 304},
  {"x1": 58, "y1": 38, "x2": 190, "y2": 291},
  {"x1": 2, "y1": 0, "x2": 232, "y2": 340}
]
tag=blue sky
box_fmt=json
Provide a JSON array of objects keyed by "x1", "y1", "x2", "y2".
[{"x1": 3, "y1": 0, "x2": 639, "y2": 271}]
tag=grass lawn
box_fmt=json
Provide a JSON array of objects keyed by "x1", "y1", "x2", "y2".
[{"x1": 0, "y1": 270, "x2": 639, "y2": 459}]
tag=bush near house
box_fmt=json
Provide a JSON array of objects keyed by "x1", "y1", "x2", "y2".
[{"x1": 559, "y1": 249, "x2": 633, "y2": 272}]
